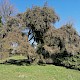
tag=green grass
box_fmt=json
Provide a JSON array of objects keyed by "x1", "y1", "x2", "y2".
[
  {"x1": 0, "y1": 55, "x2": 80, "y2": 80},
  {"x1": 0, "y1": 64, "x2": 80, "y2": 80},
  {"x1": 0, "y1": 55, "x2": 27, "y2": 63},
  {"x1": 8, "y1": 55, "x2": 27, "y2": 60}
]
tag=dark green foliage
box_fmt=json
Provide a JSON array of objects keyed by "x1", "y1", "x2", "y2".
[
  {"x1": 53, "y1": 53, "x2": 80, "y2": 70},
  {"x1": 36, "y1": 24, "x2": 80, "y2": 70}
]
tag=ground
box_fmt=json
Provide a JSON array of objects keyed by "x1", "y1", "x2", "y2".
[
  {"x1": 0, "y1": 55, "x2": 80, "y2": 80},
  {"x1": 0, "y1": 64, "x2": 80, "y2": 80}
]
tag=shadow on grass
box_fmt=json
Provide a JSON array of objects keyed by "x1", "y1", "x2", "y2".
[{"x1": 0, "y1": 59, "x2": 33, "y2": 66}]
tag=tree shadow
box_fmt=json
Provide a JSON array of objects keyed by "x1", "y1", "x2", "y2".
[{"x1": 1, "y1": 59, "x2": 33, "y2": 66}]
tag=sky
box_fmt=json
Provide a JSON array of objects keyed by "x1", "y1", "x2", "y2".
[{"x1": 0, "y1": 0, "x2": 80, "y2": 34}]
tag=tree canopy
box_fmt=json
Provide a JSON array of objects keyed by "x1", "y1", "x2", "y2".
[{"x1": 22, "y1": 5, "x2": 59, "y2": 43}]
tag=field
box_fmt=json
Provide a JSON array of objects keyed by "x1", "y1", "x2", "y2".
[
  {"x1": 0, "y1": 64, "x2": 80, "y2": 80},
  {"x1": 0, "y1": 55, "x2": 80, "y2": 80}
]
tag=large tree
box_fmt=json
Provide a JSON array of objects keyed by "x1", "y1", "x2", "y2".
[{"x1": 22, "y1": 4, "x2": 59, "y2": 44}]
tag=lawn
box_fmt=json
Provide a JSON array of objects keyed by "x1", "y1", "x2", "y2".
[{"x1": 0, "y1": 64, "x2": 80, "y2": 80}]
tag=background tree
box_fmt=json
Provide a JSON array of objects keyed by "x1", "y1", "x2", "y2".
[{"x1": 0, "y1": 0, "x2": 14, "y2": 23}]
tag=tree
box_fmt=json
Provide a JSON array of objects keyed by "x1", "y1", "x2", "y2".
[
  {"x1": 0, "y1": 0, "x2": 14, "y2": 23},
  {"x1": 0, "y1": 16, "x2": 2, "y2": 27},
  {"x1": 37, "y1": 23, "x2": 80, "y2": 70},
  {"x1": 22, "y1": 4, "x2": 59, "y2": 44},
  {"x1": 0, "y1": 15, "x2": 37, "y2": 60}
]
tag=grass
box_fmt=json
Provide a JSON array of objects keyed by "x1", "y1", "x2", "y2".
[
  {"x1": 0, "y1": 64, "x2": 80, "y2": 80},
  {"x1": 8, "y1": 55, "x2": 27, "y2": 60},
  {"x1": 0, "y1": 55, "x2": 80, "y2": 80},
  {"x1": 0, "y1": 55, "x2": 27, "y2": 63}
]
